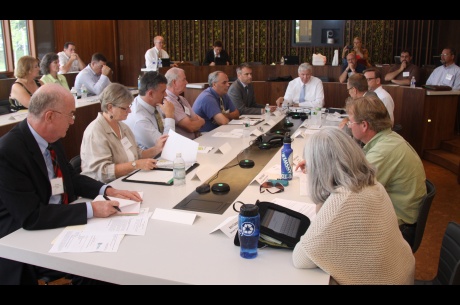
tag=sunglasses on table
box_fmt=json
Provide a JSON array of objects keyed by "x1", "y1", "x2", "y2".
[{"x1": 259, "y1": 181, "x2": 285, "y2": 194}]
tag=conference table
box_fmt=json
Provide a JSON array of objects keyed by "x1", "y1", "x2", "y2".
[{"x1": 0, "y1": 110, "x2": 334, "y2": 285}]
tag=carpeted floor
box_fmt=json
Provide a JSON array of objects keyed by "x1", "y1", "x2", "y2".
[{"x1": 414, "y1": 160, "x2": 460, "y2": 281}]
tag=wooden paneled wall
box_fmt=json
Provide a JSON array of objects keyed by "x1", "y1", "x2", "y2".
[
  {"x1": 51, "y1": 20, "x2": 451, "y2": 88},
  {"x1": 151, "y1": 20, "x2": 440, "y2": 68},
  {"x1": 54, "y1": 20, "x2": 118, "y2": 81}
]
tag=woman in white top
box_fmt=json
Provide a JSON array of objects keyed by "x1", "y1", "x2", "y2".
[{"x1": 292, "y1": 127, "x2": 415, "y2": 285}]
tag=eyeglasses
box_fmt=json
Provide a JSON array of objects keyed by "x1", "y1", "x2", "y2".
[
  {"x1": 366, "y1": 78, "x2": 376, "y2": 81},
  {"x1": 114, "y1": 104, "x2": 132, "y2": 111},
  {"x1": 52, "y1": 110, "x2": 75, "y2": 121},
  {"x1": 346, "y1": 120, "x2": 361, "y2": 127},
  {"x1": 259, "y1": 181, "x2": 285, "y2": 194},
  {"x1": 440, "y1": 53, "x2": 451, "y2": 57},
  {"x1": 347, "y1": 87, "x2": 354, "y2": 92}
]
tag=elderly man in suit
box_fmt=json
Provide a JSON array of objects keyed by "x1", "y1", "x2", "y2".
[{"x1": 0, "y1": 83, "x2": 141, "y2": 285}]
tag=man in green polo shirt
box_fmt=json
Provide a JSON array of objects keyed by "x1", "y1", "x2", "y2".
[{"x1": 345, "y1": 94, "x2": 426, "y2": 247}]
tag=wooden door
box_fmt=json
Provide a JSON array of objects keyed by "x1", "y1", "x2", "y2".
[{"x1": 117, "y1": 20, "x2": 150, "y2": 87}]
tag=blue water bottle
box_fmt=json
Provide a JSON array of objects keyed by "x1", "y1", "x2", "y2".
[
  {"x1": 235, "y1": 203, "x2": 260, "y2": 259},
  {"x1": 281, "y1": 132, "x2": 293, "y2": 180}
]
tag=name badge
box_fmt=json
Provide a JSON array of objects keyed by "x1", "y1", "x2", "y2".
[
  {"x1": 403, "y1": 72, "x2": 409, "y2": 77},
  {"x1": 121, "y1": 137, "x2": 132, "y2": 150},
  {"x1": 446, "y1": 74, "x2": 453, "y2": 81},
  {"x1": 184, "y1": 107, "x2": 191, "y2": 116},
  {"x1": 51, "y1": 177, "x2": 64, "y2": 195}
]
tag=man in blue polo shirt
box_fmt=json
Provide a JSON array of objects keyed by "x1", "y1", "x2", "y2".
[{"x1": 192, "y1": 71, "x2": 239, "y2": 132}]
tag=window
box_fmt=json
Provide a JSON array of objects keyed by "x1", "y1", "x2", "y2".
[
  {"x1": 294, "y1": 20, "x2": 312, "y2": 44},
  {"x1": 292, "y1": 20, "x2": 345, "y2": 47},
  {"x1": 0, "y1": 20, "x2": 35, "y2": 75}
]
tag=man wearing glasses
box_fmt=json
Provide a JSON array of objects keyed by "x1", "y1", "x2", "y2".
[
  {"x1": 425, "y1": 47, "x2": 460, "y2": 90},
  {"x1": 0, "y1": 84, "x2": 142, "y2": 284},
  {"x1": 345, "y1": 94, "x2": 426, "y2": 247},
  {"x1": 145, "y1": 36, "x2": 173, "y2": 71},
  {"x1": 339, "y1": 52, "x2": 366, "y2": 83},
  {"x1": 74, "y1": 52, "x2": 112, "y2": 96},
  {"x1": 363, "y1": 68, "x2": 395, "y2": 126},
  {"x1": 338, "y1": 73, "x2": 377, "y2": 130}
]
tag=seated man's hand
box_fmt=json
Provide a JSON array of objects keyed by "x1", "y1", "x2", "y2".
[{"x1": 275, "y1": 97, "x2": 284, "y2": 107}]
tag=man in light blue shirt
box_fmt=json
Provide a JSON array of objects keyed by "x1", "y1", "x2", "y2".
[
  {"x1": 192, "y1": 71, "x2": 239, "y2": 132},
  {"x1": 425, "y1": 47, "x2": 460, "y2": 90},
  {"x1": 124, "y1": 71, "x2": 174, "y2": 150},
  {"x1": 74, "y1": 52, "x2": 112, "y2": 96}
]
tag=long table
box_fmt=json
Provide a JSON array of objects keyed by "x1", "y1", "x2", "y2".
[{"x1": 0, "y1": 112, "x2": 332, "y2": 285}]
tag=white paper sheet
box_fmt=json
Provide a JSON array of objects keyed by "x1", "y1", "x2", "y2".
[{"x1": 161, "y1": 129, "x2": 198, "y2": 163}]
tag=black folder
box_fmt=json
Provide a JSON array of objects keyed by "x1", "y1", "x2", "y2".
[{"x1": 122, "y1": 163, "x2": 199, "y2": 185}]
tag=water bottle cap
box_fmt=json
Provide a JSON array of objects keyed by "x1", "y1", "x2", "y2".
[
  {"x1": 283, "y1": 132, "x2": 292, "y2": 143},
  {"x1": 240, "y1": 204, "x2": 259, "y2": 216}
]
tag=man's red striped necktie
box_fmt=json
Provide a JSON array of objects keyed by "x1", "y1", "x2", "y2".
[{"x1": 47, "y1": 144, "x2": 69, "y2": 204}]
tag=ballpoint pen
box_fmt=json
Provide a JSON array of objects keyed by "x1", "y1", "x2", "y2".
[{"x1": 103, "y1": 195, "x2": 122, "y2": 212}]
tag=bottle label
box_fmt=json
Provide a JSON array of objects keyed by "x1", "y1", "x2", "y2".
[
  {"x1": 281, "y1": 145, "x2": 293, "y2": 180},
  {"x1": 240, "y1": 221, "x2": 257, "y2": 237},
  {"x1": 173, "y1": 168, "x2": 186, "y2": 179}
]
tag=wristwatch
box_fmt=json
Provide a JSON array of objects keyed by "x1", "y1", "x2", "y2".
[{"x1": 131, "y1": 161, "x2": 136, "y2": 169}]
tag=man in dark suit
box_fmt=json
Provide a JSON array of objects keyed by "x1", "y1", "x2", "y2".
[
  {"x1": 203, "y1": 40, "x2": 232, "y2": 66},
  {"x1": 0, "y1": 83, "x2": 142, "y2": 285},
  {"x1": 228, "y1": 63, "x2": 275, "y2": 115}
]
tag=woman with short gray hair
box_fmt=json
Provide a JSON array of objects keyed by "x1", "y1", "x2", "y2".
[
  {"x1": 292, "y1": 127, "x2": 415, "y2": 285},
  {"x1": 80, "y1": 83, "x2": 167, "y2": 183}
]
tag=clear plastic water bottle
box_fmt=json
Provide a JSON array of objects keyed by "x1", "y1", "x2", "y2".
[
  {"x1": 410, "y1": 76, "x2": 416, "y2": 88},
  {"x1": 138, "y1": 75, "x2": 142, "y2": 89},
  {"x1": 80, "y1": 84, "x2": 88, "y2": 99},
  {"x1": 70, "y1": 87, "x2": 78, "y2": 101},
  {"x1": 264, "y1": 103, "x2": 270, "y2": 120},
  {"x1": 312, "y1": 107, "x2": 322, "y2": 125},
  {"x1": 158, "y1": 58, "x2": 162, "y2": 69},
  {"x1": 243, "y1": 117, "x2": 251, "y2": 137},
  {"x1": 281, "y1": 132, "x2": 293, "y2": 180},
  {"x1": 236, "y1": 203, "x2": 260, "y2": 259},
  {"x1": 173, "y1": 152, "x2": 186, "y2": 186}
]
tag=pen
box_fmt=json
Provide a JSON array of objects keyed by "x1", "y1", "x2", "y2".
[{"x1": 103, "y1": 195, "x2": 122, "y2": 212}]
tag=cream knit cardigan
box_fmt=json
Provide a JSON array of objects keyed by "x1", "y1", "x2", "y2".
[{"x1": 292, "y1": 182, "x2": 415, "y2": 285}]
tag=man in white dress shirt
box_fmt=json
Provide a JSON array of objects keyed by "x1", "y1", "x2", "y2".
[
  {"x1": 57, "y1": 41, "x2": 86, "y2": 74},
  {"x1": 364, "y1": 68, "x2": 395, "y2": 126},
  {"x1": 145, "y1": 36, "x2": 171, "y2": 71},
  {"x1": 275, "y1": 63, "x2": 324, "y2": 109}
]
